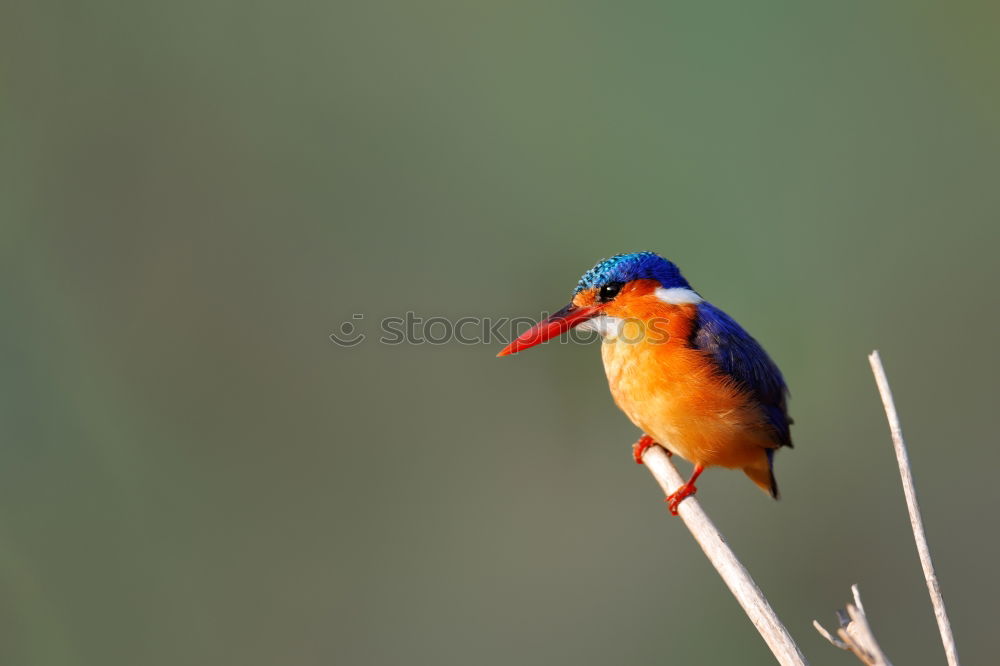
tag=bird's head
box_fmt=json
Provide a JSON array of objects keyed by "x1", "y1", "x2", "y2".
[{"x1": 498, "y1": 252, "x2": 701, "y2": 356}]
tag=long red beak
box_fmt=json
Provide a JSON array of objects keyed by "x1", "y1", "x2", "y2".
[{"x1": 497, "y1": 303, "x2": 601, "y2": 357}]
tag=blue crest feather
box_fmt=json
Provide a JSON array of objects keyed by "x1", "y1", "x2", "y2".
[{"x1": 575, "y1": 252, "x2": 691, "y2": 293}]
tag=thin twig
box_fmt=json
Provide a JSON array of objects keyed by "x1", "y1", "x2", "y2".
[
  {"x1": 814, "y1": 585, "x2": 892, "y2": 665},
  {"x1": 868, "y1": 351, "x2": 960, "y2": 666},
  {"x1": 640, "y1": 445, "x2": 809, "y2": 666}
]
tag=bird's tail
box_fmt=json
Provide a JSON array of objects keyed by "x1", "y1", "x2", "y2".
[{"x1": 743, "y1": 449, "x2": 780, "y2": 499}]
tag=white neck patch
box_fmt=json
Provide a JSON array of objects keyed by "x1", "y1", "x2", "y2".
[
  {"x1": 654, "y1": 287, "x2": 702, "y2": 305},
  {"x1": 576, "y1": 315, "x2": 624, "y2": 339}
]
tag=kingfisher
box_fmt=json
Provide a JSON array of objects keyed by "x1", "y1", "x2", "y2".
[{"x1": 498, "y1": 252, "x2": 792, "y2": 514}]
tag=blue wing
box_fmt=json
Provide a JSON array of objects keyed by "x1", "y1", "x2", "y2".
[{"x1": 691, "y1": 301, "x2": 793, "y2": 448}]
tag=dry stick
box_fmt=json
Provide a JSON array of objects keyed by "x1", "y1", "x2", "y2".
[
  {"x1": 640, "y1": 445, "x2": 809, "y2": 666},
  {"x1": 813, "y1": 584, "x2": 893, "y2": 666},
  {"x1": 868, "y1": 350, "x2": 960, "y2": 666}
]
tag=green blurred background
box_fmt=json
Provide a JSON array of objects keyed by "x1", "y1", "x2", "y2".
[{"x1": 2, "y1": 2, "x2": 998, "y2": 664}]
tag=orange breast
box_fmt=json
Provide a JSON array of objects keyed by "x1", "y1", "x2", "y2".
[{"x1": 597, "y1": 293, "x2": 776, "y2": 470}]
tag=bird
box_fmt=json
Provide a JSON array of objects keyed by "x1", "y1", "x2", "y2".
[{"x1": 497, "y1": 252, "x2": 792, "y2": 514}]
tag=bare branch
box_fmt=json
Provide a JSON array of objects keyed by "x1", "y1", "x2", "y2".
[
  {"x1": 814, "y1": 585, "x2": 893, "y2": 665},
  {"x1": 868, "y1": 351, "x2": 960, "y2": 666},
  {"x1": 640, "y1": 445, "x2": 809, "y2": 666}
]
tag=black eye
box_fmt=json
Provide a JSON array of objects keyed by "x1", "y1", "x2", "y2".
[{"x1": 598, "y1": 282, "x2": 624, "y2": 302}]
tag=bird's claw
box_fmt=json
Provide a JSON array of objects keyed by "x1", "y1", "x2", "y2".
[
  {"x1": 665, "y1": 483, "x2": 698, "y2": 515},
  {"x1": 632, "y1": 435, "x2": 670, "y2": 464}
]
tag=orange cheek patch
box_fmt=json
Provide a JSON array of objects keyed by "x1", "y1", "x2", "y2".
[
  {"x1": 601, "y1": 280, "x2": 698, "y2": 341},
  {"x1": 572, "y1": 288, "x2": 599, "y2": 308},
  {"x1": 573, "y1": 279, "x2": 699, "y2": 345}
]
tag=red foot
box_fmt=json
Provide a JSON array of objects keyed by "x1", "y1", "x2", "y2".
[
  {"x1": 665, "y1": 484, "x2": 697, "y2": 515},
  {"x1": 632, "y1": 435, "x2": 672, "y2": 464},
  {"x1": 632, "y1": 435, "x2": 655, "y2": 464},
  {"x1": 633, "y1": 435, "x2": 671, "y2": 464},
  {"x1": 664, "y1": 465, "x2": 705, "y2": 516}
]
